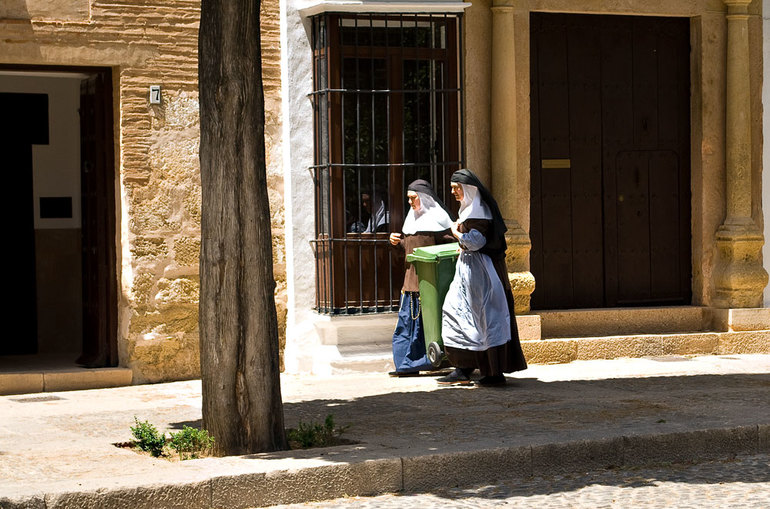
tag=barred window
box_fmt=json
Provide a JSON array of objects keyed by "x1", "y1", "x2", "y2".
[{"x1": 311, "y1": 13, "x2": 464, "y2": 314}]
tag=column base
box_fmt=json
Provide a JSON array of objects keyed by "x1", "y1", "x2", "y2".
[
  {"x1": 509, "y1": 271, "x2": 535, "y2": 314},
  {"x1": 713, "y1": 222, "x2": 768, "y2": 309},
  {"x1": 504, "y1": 219, "x2": 535, "y2": 314}
]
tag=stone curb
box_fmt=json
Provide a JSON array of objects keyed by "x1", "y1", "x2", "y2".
[{"x1": 2, "y1": 424, "x2": 767, "y2": 509}]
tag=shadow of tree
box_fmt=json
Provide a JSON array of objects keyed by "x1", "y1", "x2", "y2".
[{"x1": 169, "y1": 373, "x2": 770, "y2": 499}]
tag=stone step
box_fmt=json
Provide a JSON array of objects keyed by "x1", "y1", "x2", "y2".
[
  {"x1": 330, "y1": 343, "x2": 394, "y2": 375},
  {"x1": 537, "y1": 306, "x2": 711, "y2": 339},
  {"x1": 523, "y1": 330, "x2": 770, "y2": 365},
  {"x1": 0, "y1": 366, "x2": 133, "y2": 396},
  {"x1": 328, "y1": 330, "x2": 770, "y2": 374}
]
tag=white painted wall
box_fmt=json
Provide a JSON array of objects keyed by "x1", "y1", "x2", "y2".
[
  {"x1": 0, "y1": 73, "x2": 82, "y2": 230},
  {"x1": 762, "y1": 0, "x2": 770, "y2": 307},
  {"x1": 281, "y1": 1, "x2": 330, "y2": 373}
]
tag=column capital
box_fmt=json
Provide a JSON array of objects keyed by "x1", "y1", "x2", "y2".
[
  {"x1": 491, "y1": 5, "x2": 515, "y2": 14},
  {"x1": 723, "y1": 0, "x2": 751, "y2": 14}
]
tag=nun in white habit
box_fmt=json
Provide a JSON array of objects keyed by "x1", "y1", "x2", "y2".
[
  {"x1": 438, "y1": 169, "x2": 528, "y2": 386},
  {"x1": 388, "y1": 179, "x2": 455, "y2": 376}
]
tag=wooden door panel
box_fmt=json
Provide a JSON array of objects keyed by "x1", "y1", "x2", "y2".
[
  {"x1": 530, "y1": 13, "x2": 691, "y2": 310},
  {"x1": 531, "y1": 15, "x2": 573, "y2": 309},
  {"x1": 536, "y1": 18, "x2": 570, "y2": 159},
  {"x1": 540, "y1": 168, "x2": 574, "y2": 309},
  {"x1": 79, "y1": 71, "x2": 118, "y2": 367},
  {"x1": 632, "y1": 25, "x2": 659, "y2": 150},
  {"x1": 567, "y1": 21, "x2": 604, "y2": 307},
  {"x1": 615, "y1": 150, "x2": 652, "y2": 303},
  {"x1": 649, "y1": 151, "x2": 684, "y2": 301}
]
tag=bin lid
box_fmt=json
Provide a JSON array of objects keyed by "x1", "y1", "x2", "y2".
[{"x1": 406, "y1": 242, "x2": 460, "y2": 263}]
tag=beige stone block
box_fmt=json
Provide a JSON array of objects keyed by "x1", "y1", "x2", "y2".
[
  {"x1": 128, "y1": 334, "x2": 200, "y2": 384},
  {"x1": 540, "y1": 307, "x2": 708, "y2": 339},
  {"x1": 516, "y1": 314, "x2": 541, "y2": 340},
  {"x1": 521, "y1": 339, "x2": 577, "y2": 365},
  {"x1": 43, "y1": 368, "x2": 132, "y2": 393},
  {"x1": 576, "y1": 334, "x2": 719, "y2": 361},
  {"x1": 131, "y1": 237, "x2": 169, "y2": 260},
  {"x1": 531, "y1": 438, "x2": 623, "y2": 476},
  {"x1": 155, "y1": 278, "x2": 199, "y2": 305},
  {"x1": 0, "y1": 494, "x2": 45, "y2": 509},
  {"x1": 212, "y1": 459, "x2": 402, "y2": 507},
  {"x1": 759, "y1": 424, "x2": 770, "y2": 453},
  {"x1": 46, "y1": 482, "x2": 210, "y2": 509},
  {"x1": 402, "y1": 447, "x2": 531, "y2": 492},
  {"x1": 717, "y1": 331, "x2": 770, "y2": 354},
  {"x1": 0, "y1": 373, "x2": 44, "y2": 396},
  {"x1": 712, "y1": 308, "x2": 770, "y2": 332},
  {"x1": 173, "y1": 236, "x2": 201, "y2": 267},
  {"x1": 667, "y1": 334, "x2": 721, "y2": 355},
  {"x1": 622, "y1": 427, "x2": 758, "y2": 466},
  {"x1": 132, "y1": 273, "x2": 156, "y2": 306},
  {"x1": 129, "y1": 304, "x2": 199, "y2": 335}
]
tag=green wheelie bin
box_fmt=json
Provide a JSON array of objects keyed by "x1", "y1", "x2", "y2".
[{"x1": 405, "y1": 242, "x2": 460, "y2": 367}]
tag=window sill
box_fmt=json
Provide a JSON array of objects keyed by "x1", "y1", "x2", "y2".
[{"x1": 299, "y1": 0, "x2": 471, "y2": 18}]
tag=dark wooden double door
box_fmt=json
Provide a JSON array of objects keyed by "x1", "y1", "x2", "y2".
[{"x1": 530, "y1": 13, "x2": 692, "y2": 310}]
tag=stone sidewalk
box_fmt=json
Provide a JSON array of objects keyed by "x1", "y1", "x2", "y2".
[{"x1": 1, "y1": 354, "x2": 769, "y2": 508}]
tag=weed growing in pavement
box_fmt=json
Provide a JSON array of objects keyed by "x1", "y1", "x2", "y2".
[
  {"x1": 287, "y1": 414, "x2": 349, "y2": 449},
  {"x1": 169, "y1": 425, "x2": 215, "y2": 460},
  {"x1": 130, "y1": 417, "x2": 166, "y2": 457}
]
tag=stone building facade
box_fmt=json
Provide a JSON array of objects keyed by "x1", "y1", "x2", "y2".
[
  {"x1": 281, "y1": 0, "x2": 770, "y2": 374},
  {"x1": 3, "y1": 0, "x2": 768, "y2": 389},
  {"x1": 0, "y1": 0, "x2": 284, "y2": 384}
]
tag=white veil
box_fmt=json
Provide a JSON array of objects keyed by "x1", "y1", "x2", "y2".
[
  {"x1": 402, "y1": 192, "x2": 453, "y2": 235},
  {"x1": 457, "y1": 183, "x2": 493, "y2": 222}
]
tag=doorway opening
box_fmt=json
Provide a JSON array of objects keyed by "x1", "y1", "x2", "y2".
[
  {"x1": 529, "y1": 13, "x2": 692, "y2": 310},
  {"x1": 0, "y1": 66, "x2": 118, "y2": 369}
]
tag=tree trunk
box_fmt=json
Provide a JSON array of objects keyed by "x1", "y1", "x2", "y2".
[{"x1": 198, "y1": 0, "x2": 286, "y2": 455}]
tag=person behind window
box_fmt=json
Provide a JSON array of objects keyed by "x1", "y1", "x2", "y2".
[
  {"x1": 363, "y1": 192, "x2": 390, "y2": 233},
  {"x1": 388, "y1": 179, "x2": 454, "y2": 377},
  {"x1": 437, "y1": 169, "x2": 528, "y2": 386}
]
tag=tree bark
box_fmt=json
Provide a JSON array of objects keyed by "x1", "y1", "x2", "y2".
[{"x1": 198, "y1": 0, "x2": 286, "y2": 455}]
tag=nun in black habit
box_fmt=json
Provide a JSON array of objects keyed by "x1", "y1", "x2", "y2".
[{"x1": 438, "y1": 169, "x2": 528, "y2": 386}]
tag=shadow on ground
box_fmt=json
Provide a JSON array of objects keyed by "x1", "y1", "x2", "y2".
[{"x1": 167, "y1": 374, "x2": 768, "y2": 466}]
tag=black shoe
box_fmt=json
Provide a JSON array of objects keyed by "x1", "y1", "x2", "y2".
[
  {"x1": 475, "y1": 375, "x2": 506, "y2": 387},
  {"x1": 389, "y1": 371, "x2": 420, "y2": 378},
  {"x1": 436, "y1": 368, "x2": 472, "y2": 386}
]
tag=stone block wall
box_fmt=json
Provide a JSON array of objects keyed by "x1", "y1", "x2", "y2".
[{"x1": 0, "y1": 0, "x2": 284, "y2": 383}]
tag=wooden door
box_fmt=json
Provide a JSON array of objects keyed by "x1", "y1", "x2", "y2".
[
  {"x1": 79, "y1": 71, "x2": 118, "y2": 367},
  {"x1": 0, "y1": 93, "x2": 48, "y2": 355},
  {"x1": 530, "y1": 13, "x2": 691, "y2": 310}
]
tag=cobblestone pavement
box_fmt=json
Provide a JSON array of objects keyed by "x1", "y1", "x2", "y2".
[{"x1": 271, "y1": 454, "x2": 770, "y2": 508}]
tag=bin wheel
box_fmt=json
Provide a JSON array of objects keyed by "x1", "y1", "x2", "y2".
[{"x1": 427, "y1": 342, "x2": 444, "y2": 368}]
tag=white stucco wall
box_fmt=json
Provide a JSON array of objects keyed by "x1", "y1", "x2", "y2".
[
  {"x1": 281, "y1": 1, "x2": 329, "y2": 373},
  {"x1": 762, "y1": 0, "x2": 770, "y2": 307}
]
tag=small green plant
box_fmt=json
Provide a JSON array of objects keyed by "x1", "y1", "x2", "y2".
[
  {"x1": 287, "y1": 414, "x2": 347, "y2": 449},
  {"x1": 130, "y1": 417, "x2": 166, "y2": 457},
  {"x1": 169, "y1": 426, "x2": 215, "y2": 460}
]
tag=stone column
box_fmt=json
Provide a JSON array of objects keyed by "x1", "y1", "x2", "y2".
[
  {"x1": 490, "y1": 3, "x2": 535, "y2": 313},
  {"x1": 714, "y1": 0, "x2": 768, "y2": 307}
]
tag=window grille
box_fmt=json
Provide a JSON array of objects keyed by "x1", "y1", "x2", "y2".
[{"x1": 310, "y1": 13, "x2": 464, "y2": 314}]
